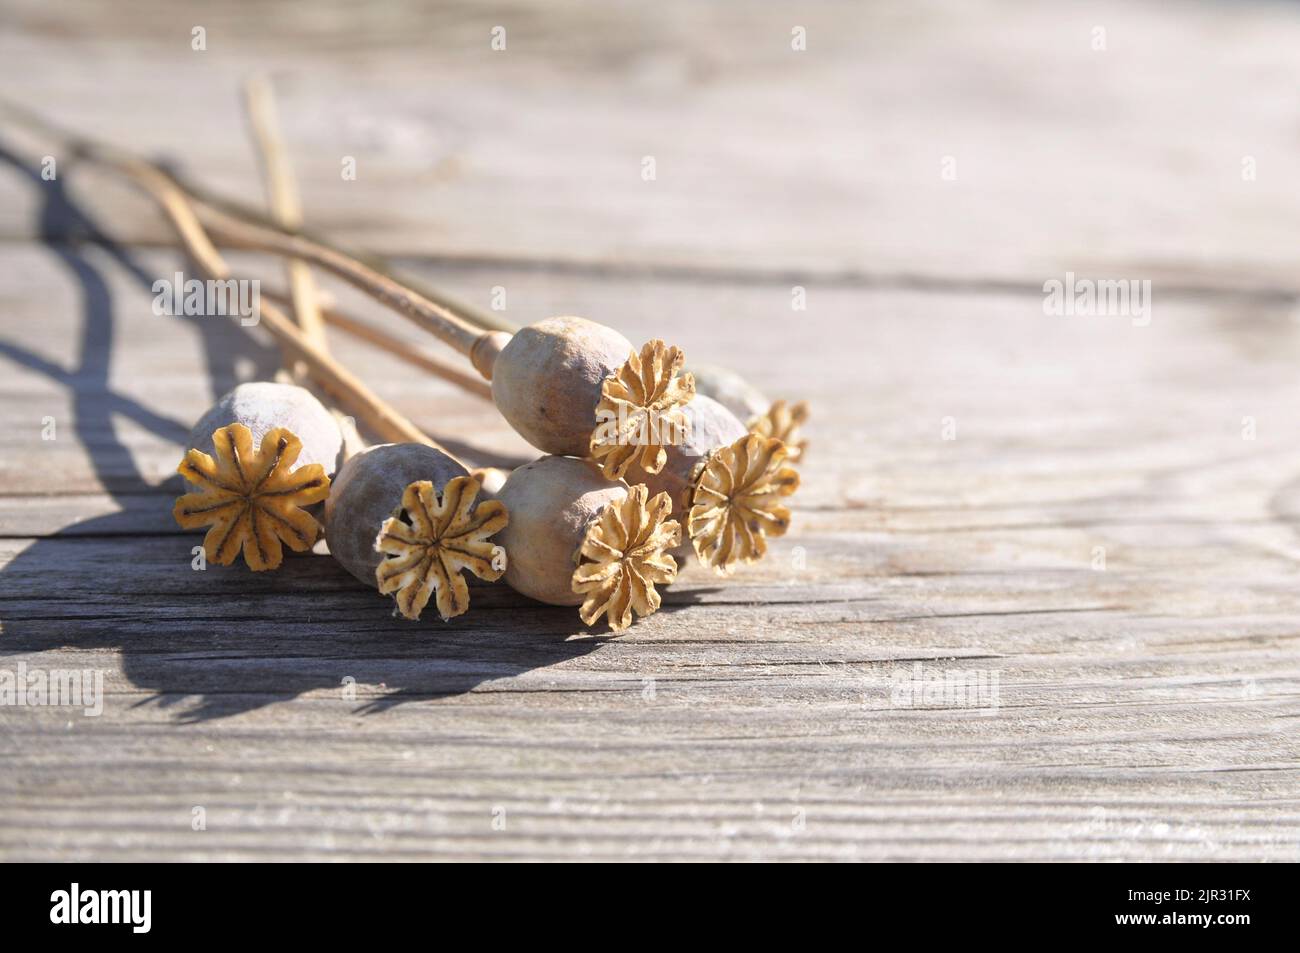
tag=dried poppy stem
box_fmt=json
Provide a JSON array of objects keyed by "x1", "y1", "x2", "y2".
[
  {"x1": 198, "y1": 204, "x2": 493, "y2": 368},
  {"x1": 228, "y1": 187, "x2": 801, "y2": 464},
  {"x1": 243, "y1": 75, "x2": 327, "y2": 353},
  {"x1": 199, "y1": 103, "x2": 802, "y2": 566},
  {"x1": 189, "y1": 182, "x2": 696, "y2": 474},
  {"x1": 123, "y1": 158, "x2": 440, "y2": 450},
  {"x1": 166, "y1": 183, "x2": 513, "y2": 334},
  {"x1": 206, "y1": 212, "x2": 697, "y2": 473},
  {"x1": 240, "y1": 85, "x2": 490, "y2": 403},
  {"x1": 226, "y1": 115, "x2": 805, "y2": 479},
  {"x1": 0, "y1": 99, "x2": 442, "y2": 450},
  {"x1": 3, "y1": 102, "x2": 697, "y2": 471},
  {"x1": 260, "y1": 289, "x2": 493, "y2": 401}
]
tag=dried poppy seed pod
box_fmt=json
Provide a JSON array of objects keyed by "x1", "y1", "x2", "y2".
[
  {"x1": 641, "y1": 394, "x2": 747, "y2": 534},
  {"x1": 484, "y1": 317, "x2": 696, "y2": 480},
  {"x1": 749, "y1": 399, "x2": 810, "y2": 463},
  {"x1": 689, "y1": 363, "x2": 809, "y2": 462},
  {"x1": 688, "y1": 363, "x2": 771, "y2": 423},
  {"x1": 325, "y1": 444, "x2": 508, "y2": 621},
  {"x1": 488, "y1": 317, "x2": 632, "y2": 457},
  {"x1": 637, "y1": 396, "x2": 800, "y2": 574},
  {"x1": 494, "y1": 456, "x2": 680, "y2": 633},
  {"x1": 186, "y1": 381, "x2": 344, "y2": 478},
  {"x1": 689, "y1": 433, "x2": 800, "y2": 572},
  {"x1": 172, "y1": 382, "x2": 342, "y2": 571}
]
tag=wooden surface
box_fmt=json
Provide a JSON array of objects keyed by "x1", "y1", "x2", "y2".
[{"x1": 1, "y1": 0, "x2": 1298, "y2": 861}]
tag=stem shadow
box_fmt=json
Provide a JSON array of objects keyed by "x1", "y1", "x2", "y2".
[{"x1": 0, "y1": 144, "x2": 602, "y2": 722}]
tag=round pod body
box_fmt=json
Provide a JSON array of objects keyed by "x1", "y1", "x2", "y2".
[
  {"x1": 641, "y1": 395, "x2": 748, "y2": 519},
  {"x1": 186, "y1": 381, "x2": 344, "y2": 479},
  {"x1": 688, "y1": 363, "x2": 769, "y2": 424},
  {"x1": 490, "y1": 317, "x2": 633, "y2": 457},
  {"x1": 494, "y1": 456, "x2": 627, "y2": 606},
  {"x1": 324, "y1": 443, "x2": 467, "y2": 587},
  {"x1": 640, "y1": 394, "x2": 747, "y2": 563}
]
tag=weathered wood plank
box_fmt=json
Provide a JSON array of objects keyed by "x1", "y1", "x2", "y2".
[
  {"x1": 2, "y1": 231, "x2": 1299, "y2": 858},
  {"x1": 2, "y1": 0, "x2": 1300, "y2": 292},
  {"x1": 3, "y1": 240, "x2": 1300, "y2": 510},
  {"x1": 2, "y1": 0, "x2": 1299, "y2": 862}
]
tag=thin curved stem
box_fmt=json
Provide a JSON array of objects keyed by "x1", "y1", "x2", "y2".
[
  {"x1": 178, "y1": 176, "x2": 516, "y2": 335},
  {"x1": 114, "y1": 156, "x2": 444, "y2": 452},
  {"x1": 243, "y1": 75, "x2": 327, "y2": 351},
  {"x1": 262, "y1": 290, "x2": 493, "y2": 401},
  {"x1": 197, "y1": 203, "x2": 486, "y2": 359},
  {"x1": 0, "y1": 98, "x2": 511, "y2": 365}
]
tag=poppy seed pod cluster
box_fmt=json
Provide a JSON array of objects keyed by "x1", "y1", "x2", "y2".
[
  {"x1": 168, "y1": 325, "x2": 807, "y2": 633},
  {"x1": 139, "y1": 116, "x2": 807, "y2": 633},
  {"x1": 481, "y1": 331, "x2": 807, "y2": 580},
  {"x1": 174, "y1": 387, "x2": 512, "y2": 620}
]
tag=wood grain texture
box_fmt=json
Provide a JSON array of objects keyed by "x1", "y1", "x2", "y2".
[
  {"x1": 1, "y1": 0, "x2": 1298, "y2": 862},
  {"x1": 3, "y1": 0, "x2": 1300, "y2": 293}
]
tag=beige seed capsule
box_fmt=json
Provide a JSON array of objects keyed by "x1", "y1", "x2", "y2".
[
  {"x1": 688, "y1": 363, "x2": 772, "y2": 424},
  {"x1": 637, "y1": 395, "x2": 800, "y2": 574},
  {"x1": 185, "y1": 381, "x2": 344, "y2": 479},
  {"x1": 494, "y1": 456, "x2": 680, "y2": 632},
  {"x1": 490, "y1": 317, "x2": 635, "y2": 458},
  {"x1": 640, "y1": 395, "x2": 749, "y2": 522},
  {"x1": 325, "y1": 443, "x2": 508, "y2": 621},
  {"x1": 487, "y1": 318, "x2": 696, "y2": 480},
  {"x1": 689, "y1": 363, "x2": 810, "y2": 463},
  {"x1": 173, "y1": 382, "x2": 343, "y2": 571}
]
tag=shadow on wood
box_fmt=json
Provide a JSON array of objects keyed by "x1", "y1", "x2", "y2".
[{"x1": 0, "y1": 144, "x2": 605, "y2": 722}]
